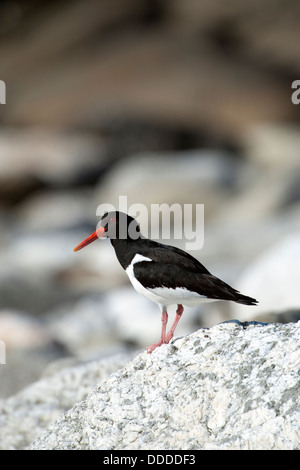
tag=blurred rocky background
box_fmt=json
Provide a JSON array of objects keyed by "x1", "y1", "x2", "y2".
[{"x1": 0, "y1": 0, "x2": 300, "y2": 398}]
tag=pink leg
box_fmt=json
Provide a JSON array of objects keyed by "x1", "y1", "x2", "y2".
[
  {"x1": 146, "y1": 308, "x2": 168, "y2": 354},
  {"x1": 165, "y1": 304, "x2": 184, "y2": 343}
]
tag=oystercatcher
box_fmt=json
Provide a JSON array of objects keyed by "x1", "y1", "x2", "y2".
[{"x1": 74, "y1": 211, "x2": 258, "y2": 353}]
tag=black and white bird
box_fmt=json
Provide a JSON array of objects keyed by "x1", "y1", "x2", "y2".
[{"x1": 74, "y1": 211, "x2": 258, "y2": 353}]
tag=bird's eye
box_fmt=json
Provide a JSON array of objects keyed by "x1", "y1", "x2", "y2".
[{"x1": 110, "y1": 217, "x2": 116, "y2": 223}]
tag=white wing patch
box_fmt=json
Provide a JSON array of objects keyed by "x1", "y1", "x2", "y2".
[
  {"x1": 125, "y1": 254, "x2": 152, "y2": 290},
  {"x1": 131, "y1": 254, "x2": 152, "y2": 265}
]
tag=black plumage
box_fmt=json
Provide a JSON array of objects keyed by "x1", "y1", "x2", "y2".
[{"x1": 74, "y1": 211, "x2": 258, "y2": 352}]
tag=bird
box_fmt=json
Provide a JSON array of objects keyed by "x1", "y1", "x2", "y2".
[{"x1": 74, "y1": 211, "x2": 258, "y2": 353}]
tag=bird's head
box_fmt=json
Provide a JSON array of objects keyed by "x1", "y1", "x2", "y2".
[{"x1": 73, "y1": 211, "x2": 141, "y2": 252}]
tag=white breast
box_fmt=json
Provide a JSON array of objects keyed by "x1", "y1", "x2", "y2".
[{"x1": 125, "y1": 254, "x2": 153, "y2": 299}]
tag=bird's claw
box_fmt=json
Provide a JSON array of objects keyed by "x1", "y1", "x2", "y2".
[{"x1": 146, "y1": 341, "x2": 163, "y2": 354}]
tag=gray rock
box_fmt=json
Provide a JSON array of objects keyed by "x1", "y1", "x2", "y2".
[
  {"x1": 0, "y1": 344, "x2": 68, "y2": 400},
  {"x1": 0, "y1": 129, "x2": 105, "y2": 186},
  {"x1": 94, "y1": 150, "x2": 239, "y2": 226},
  {"x1": 16, "y1": 189, "x2": 93, "y2": 232},
  {"x1": 29, "y1": 321, "x2": 300, "y2": 450},
  {"x1": 0, "y1": 309, "x2": 68, "y2": 398},
  {"x1": 0, "y1": 351, "x2": 135, "y2": 450},
  {"x1": 231, "y1": 232, "x2": 300, "y2": 321},
  {"x1": 244, "y1": 124, "x2": 300, "y2": 169}
]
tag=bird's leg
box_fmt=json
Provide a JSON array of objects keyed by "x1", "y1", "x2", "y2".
[
  {"x1": 161, "y1": 309, "x2": 168, "y2": 343},
  {"x1": 165, "y1": 304, "x2": 184, "y2": 344},
  {"x1": 146, "y1": 306, "x2": 168, "y2": 354}
]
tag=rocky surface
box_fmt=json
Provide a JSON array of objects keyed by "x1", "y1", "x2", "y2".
[
  {"x1": 14, "y1": 321, "x2": 298, "y2": 450},
  {"x1": 1, "y1": 0, "x2": 300, "y2": 401},
  {"x1": 0, "y1": 350, "x2": 135, "y2": 450}
]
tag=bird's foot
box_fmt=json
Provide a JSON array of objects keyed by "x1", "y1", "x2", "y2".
[
  {"x1": 146, "y1": 340, "x2": 164, "y2": 354},
  {"x1": 146, "y1": 337, "x2": 174, "y2": 353}
]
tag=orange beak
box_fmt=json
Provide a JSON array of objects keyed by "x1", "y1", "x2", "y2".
[{"x1": 73, "y1": 226, "x2": 106, "y2": 252}]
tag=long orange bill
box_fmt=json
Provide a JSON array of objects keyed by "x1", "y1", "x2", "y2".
[{"x1": 73, "y1": 226, "x2": 106, "y2": 252}]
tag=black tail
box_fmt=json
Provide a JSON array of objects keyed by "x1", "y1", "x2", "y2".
[
  {"x1": 211, "y1": 277, "x2": 258, "y2": 305},
  {"x1": 234, "y1": 293, "x2": 258, "y2": 306},
  {"x1": 195, "y1": 273, "x2": 258, "y2": 306}
]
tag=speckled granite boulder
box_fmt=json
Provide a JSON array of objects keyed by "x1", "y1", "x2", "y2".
[
  {"x1": 29, "y1": 321, "x2": 300, "y2": 450},
  {"x1": 0, "y1": 351, "x2": 135, "y2": 450}
]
